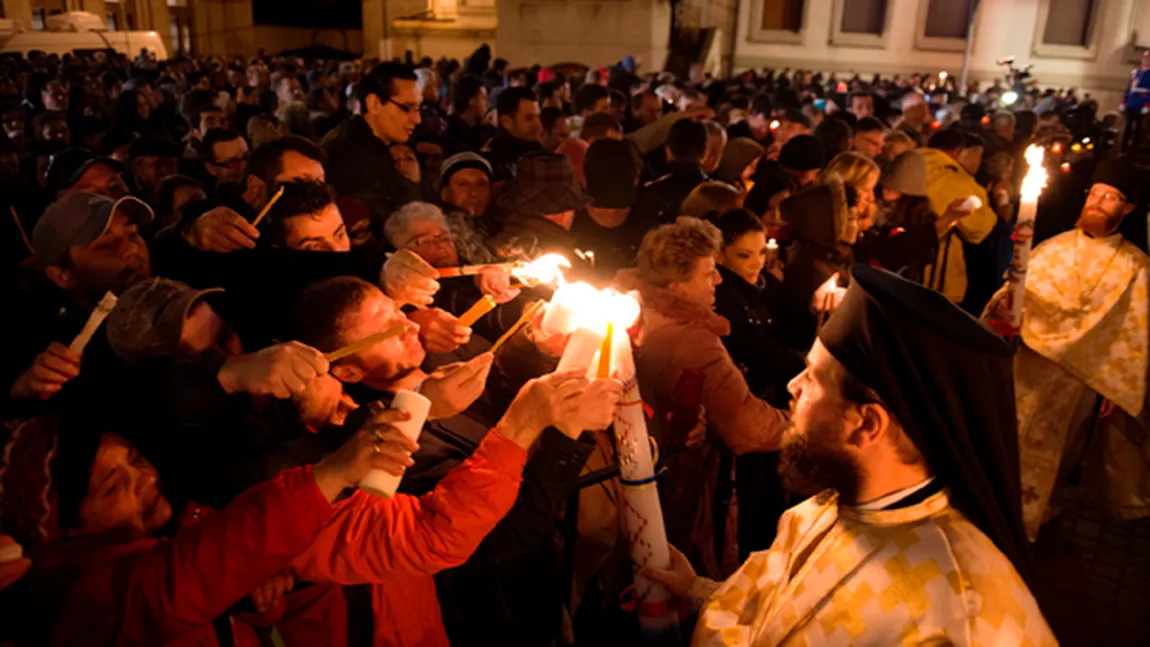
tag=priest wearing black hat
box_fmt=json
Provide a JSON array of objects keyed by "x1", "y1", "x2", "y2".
[
  {"x1": 988, "y1": 158, "x2": 1150, "y2": 542},
  {"x1": 646, "y1": 265, "x2": 1056, "y2": 646}
]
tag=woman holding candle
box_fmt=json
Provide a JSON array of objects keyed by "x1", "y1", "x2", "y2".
[
  {"x1": 777, "y1": 177, "x2": 859, "y2": 352},
  {"x1": 614, "y1": 217, "x2": 790, "y2": 579}
]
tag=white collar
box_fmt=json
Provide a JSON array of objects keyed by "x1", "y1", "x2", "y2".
[{"x1": 850, "y1": 477, "x2": 936, "y2": 511}]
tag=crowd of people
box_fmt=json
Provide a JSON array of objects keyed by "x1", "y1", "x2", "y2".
[{"x1": 0, "y1": 42, "x2": 1146, "y2": 646}]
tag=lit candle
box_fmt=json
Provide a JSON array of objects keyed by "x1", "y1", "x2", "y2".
[
  {"x1": 815, "y1": 274, "x2": 838, "y2": 336},
  {"x1": 458, "y1": 294, "x2": 497, "y2": 327},
  {"x1": 437, "y1": 262, "x2": 518, "y2": 279},
  {"x1": 1003, "y1": 145, "x2": 1049, "y2": 334},
  {"x1": 510, "y1": 253, "x2": 571, "y2": 288}
]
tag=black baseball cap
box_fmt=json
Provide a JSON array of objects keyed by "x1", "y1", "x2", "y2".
[
  {"x1": 32, "y1": 192, "x2": 154, "y2": 267},
  {"x1": 44, "y1": 147, "x2": 123, "y2": 195}
]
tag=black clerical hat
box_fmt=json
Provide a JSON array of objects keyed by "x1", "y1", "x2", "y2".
[{"x1": 820, "y1": 265, "x2": 1031, "y2": 577}]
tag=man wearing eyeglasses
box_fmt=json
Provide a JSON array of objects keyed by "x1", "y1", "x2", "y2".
[
  {"x1": 323, "y1": 62, "x2": 421, "y2": 242},
  {"x1": 987, "y1": 158, "x2": 1149, "y2": 543},
  {"x1": 202, "y1": 127, "x2": 249, "y2": 187}
]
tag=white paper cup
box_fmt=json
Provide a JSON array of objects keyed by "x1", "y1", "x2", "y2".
[
  {"x1": 358, "y1": 390, "x2": 432, "y2": 497},
  {"x1": 961, "y1": 195, "x2": 983, "y2": 211}
]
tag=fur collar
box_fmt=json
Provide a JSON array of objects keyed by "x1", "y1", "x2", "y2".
[{"x1": 614, "y1": 269, "x2": 731, "y2": 336}]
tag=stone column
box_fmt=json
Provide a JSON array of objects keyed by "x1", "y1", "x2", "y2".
[
  {"x1": 139, "y1": 0, "x2": 172, "y2": 53},
  {"x1": 363, "y1": 0, "x2": 389, "y2": 59}
]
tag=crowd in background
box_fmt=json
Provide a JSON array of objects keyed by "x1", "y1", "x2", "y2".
[{"x1": 0, "y1": 41, "x2": 1146, "y2": 647}]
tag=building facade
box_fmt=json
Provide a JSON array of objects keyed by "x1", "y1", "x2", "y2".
[
  {"x1": 1, "y1": 0, "x2": 1145, "y2": 109},
  {"x1": 732, "y1": 0, "x2": 1146, "y2": 109}
]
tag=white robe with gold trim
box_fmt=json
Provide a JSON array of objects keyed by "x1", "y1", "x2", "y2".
[
  {"x1": 1006, "y1": 229, "x2": 1150, "y2": 538},
  {"x1": 691, "y1": 490, "x2": 1055, "y2": 646}
]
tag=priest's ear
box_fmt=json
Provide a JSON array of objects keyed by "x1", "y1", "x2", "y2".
[{"x1": 847, "y1": 402, "x2": 896, "y2": 452}]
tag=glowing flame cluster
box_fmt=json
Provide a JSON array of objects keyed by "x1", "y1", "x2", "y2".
[
  {"x1": 1020, "y1": 145, "x2": 1048, "y2": 202},
  {"x1": 542, "y1": 281, "x2": 641, "y2": 336},
  {"x1": 511, "y1": 253, "x2": 572, "y2": 287}
]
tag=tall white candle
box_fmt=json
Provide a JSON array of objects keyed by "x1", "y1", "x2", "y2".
[
  {"x1": 612, "y1": 331, "x2": 680, "y2": 642},
  {"x1": 1006, "y1": 146, "x2": 1049, "y2": 331}
]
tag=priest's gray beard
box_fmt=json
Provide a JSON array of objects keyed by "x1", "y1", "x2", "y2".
[{"x1": 778, "y1": 420, "x2": 862, "y2": 504}]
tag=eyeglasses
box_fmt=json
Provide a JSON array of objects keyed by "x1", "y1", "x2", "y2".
[
  {"x1": 208, "y1": 153, "x2": 249, "y2": 168},
  {"x1": 406, "y1": 232, "x2": 453, "y2": 249},
  {"x1": 387, "y1": 99, "x2": 421, "y2": 114},
  {"x1": 1086, "y1": 188, "x2": 1126, "y2": 204}
]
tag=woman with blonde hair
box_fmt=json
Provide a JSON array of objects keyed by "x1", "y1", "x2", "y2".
[{"x1": 821, "y1": 150, "x2": 879, "y2": 228}]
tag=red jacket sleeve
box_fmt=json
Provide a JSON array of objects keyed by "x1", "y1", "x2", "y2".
[
  {"x1": 292, "y1": 428, "x2": 527, "y2": 583},
  {"x1": 55, "y1": 466, "x2": 333, "y2": 645}
]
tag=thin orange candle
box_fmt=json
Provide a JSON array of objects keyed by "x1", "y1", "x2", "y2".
[
  {"x1": 458, "y1": 294, "x2": 497, "y2": 327},
  {"x1": 596, "y1": 322, "x2": 614, "y2": 378}
]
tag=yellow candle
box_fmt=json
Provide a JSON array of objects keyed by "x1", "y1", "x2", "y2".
[
  {"x1": 597, "y1": 322, "x2": 614, "y2": 378},
  {"x1": 458, "y1": 294, "x2": 497, "y2": 327}
]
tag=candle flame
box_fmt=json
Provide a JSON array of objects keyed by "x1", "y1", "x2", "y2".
[
  {"x1": 544, "y1": 281, "x2": 641, "y2": 335},
  {"x1": 770, "y1": 119, "x2": 780, "y2": 131},
  {"x1": 512, "y1": 253, "x2": 571, "y2": 287},
  {"x1": 767, "y1": 238, "x2": 779, "y2": 250},
  {"x1": 1021, "y1": 145, "x2": 1048, "y2": 202}
]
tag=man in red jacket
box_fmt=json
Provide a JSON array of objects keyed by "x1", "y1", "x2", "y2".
[{"x1": 0, "y1": 360, "x2": 618, "y2": 646}]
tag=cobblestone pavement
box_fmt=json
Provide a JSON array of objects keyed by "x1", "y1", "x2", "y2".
[{"x1": 1032, "y1": 500, "x2": 1150, "y2": 646}]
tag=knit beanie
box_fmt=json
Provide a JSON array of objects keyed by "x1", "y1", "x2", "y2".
[
  {"x1": 779, "y1": 134, "x2": 826, "y2": 171},
  {"x1": 880, "y1": 151, "x2": 928, "y2": 197}
]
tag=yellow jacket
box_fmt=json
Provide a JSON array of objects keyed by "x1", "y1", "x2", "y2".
[{"x1": 919, "y1": 147, "x2": 997, "y2": 303}]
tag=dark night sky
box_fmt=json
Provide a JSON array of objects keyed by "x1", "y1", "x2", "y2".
[{"x1": 252, "y1": 0, "x2": 362, "y2": 29}]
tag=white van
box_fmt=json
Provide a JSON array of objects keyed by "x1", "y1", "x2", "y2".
[{"x1": 0, "y1": 11, "x2": 168, "y2": 59}]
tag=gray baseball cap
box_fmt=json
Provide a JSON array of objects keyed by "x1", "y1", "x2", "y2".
[
  {"x1": 105, "y1": 277, "x2": 223, "y2": 363},
  {"x1": 32, "y1": 192, "x2": 154, "y2": 267}
]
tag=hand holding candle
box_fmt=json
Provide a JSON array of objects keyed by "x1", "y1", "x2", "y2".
[
  {"x1": 358, "y1": 392, "x2": 430, "y2": 497},
  {"x1": 70, "y1": 291, "x2": 118, "y2": 354}
]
